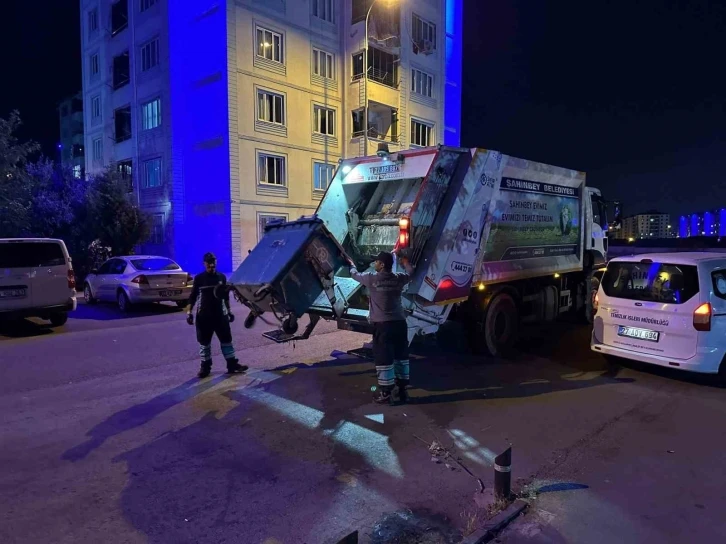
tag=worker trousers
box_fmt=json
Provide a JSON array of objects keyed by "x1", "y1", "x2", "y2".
[
  {"x1": 372, "y1": 320, "x2": 410, "y2": 391},
  {"x1": 196, "y1": 315, "x2": 235, "y2": 365}
]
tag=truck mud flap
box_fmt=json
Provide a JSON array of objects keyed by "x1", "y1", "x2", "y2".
[{"x1": 262, "y1": 330, "x2": 300, "y2": 343}]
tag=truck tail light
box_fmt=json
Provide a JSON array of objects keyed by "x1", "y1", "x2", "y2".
[
  {"x1": 397, "y1": 217, "x2": 410, "y2": 248},
  {"x1": 67, "y1": 268, "x2": 76, "y2": 289},
  {"x1": 693, "y1": 303, "x2": 712, "y2": 332},
  {"x1": 131, "y1": 275, "x2": 149, "y2": 286}
]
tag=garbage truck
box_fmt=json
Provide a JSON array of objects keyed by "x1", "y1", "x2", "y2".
[{"x1": 229, "y1": 145, "x2": 609, "y2": 356}]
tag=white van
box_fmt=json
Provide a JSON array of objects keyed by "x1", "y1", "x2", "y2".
[
  {"x1": 591, "y1": 253, "x2": 726, "y2": 381},
  {"x1": 0, "y1": 238, "x2": 77, "y2": 326}
]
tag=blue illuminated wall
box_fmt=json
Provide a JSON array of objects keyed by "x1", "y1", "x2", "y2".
[
  {"x1": 679, "y1": 216, "x2": 688, "y2": 238},
  {"x1": 168, "y1": 2, "x2": 233, "y2": 274},
  {"x1": 690, "y1": 214, "x2": 699, "y2": 237},
  {"x1": 444, "y1": 0, "x2": 463, "y2": 146},
  {"x1": 720, "y1": 209, "x2": 726, "y2": 237}
]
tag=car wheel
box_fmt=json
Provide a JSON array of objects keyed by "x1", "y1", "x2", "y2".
[
  {"x1": 49, "y1": 313, "x2": 68, "y2": 327},
  {"x1": 84, "y1": 283, "x2": 97, "y2": 305},
  {"x1": 118, "y1": 291, "x2": 132, "y2": 313}
]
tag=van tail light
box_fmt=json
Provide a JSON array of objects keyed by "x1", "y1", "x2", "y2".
[
  {"x1": 397, "y1": 217, "x2": 410, "y2": 249},
  {"x1": 693, "y1": 303, "x2": 712, "y2": 332},
  {"x1": 67, "y1": 269, "x2": 76, "y2": 290},
  {"x1": 131, "y1": 275, "x2": 149, "y2": 286},
  {"x1": 593, "y1": 293, "x2": 599, "y2": 313}
]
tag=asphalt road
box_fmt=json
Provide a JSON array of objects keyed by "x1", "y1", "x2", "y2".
[{"x1": 1, "y1": 301, "x2": 725, "y2": 543}]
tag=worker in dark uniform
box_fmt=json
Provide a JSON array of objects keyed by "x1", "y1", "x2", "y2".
[
  {"x1": 350, "y1": 250, "x2": 414, "y2": 405},
  {"x1": 185, "y1": 252, "x2": 248, "y2": 378}
]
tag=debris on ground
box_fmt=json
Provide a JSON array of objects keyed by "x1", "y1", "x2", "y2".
[
  {"x1": 370, "y1": 509, "x2": 461, "y2": 544},
  {"x1": 415, "y1": 435, "x2": 485, "y2": 493}
]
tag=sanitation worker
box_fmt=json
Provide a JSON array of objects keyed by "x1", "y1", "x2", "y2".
[
  {"x1": 349, "y1": 250, "x2": 414, "y2": 405},
  {"x1": 185, "y1": 252, "x2": 248, "y2": 378}
]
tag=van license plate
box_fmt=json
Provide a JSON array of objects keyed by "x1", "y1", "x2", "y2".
[
  {"x1": 618, "y1": 326, "x2": 659, "y2": 342},
  {"x1": 0, "y1": 288, "x2": 27, "y2": 299}
]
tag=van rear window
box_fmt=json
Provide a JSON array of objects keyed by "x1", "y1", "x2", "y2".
[
  {"x1": 0, "y1": 242, "x2": 66, "y2": 268},
  {"x1": 601, "y1": 261, "x2": 699, "y2": 304}
]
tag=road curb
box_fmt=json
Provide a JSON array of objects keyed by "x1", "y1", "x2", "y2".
[{"x1": 461, "y1": 499, "x2": 528, "y2": 544}]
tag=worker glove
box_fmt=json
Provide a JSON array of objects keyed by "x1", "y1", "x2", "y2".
[
  {"x1": 186, "y1": 313, "x2": 194, "y2": 326},
  {"x1": 228, "y1": 313, "x2": 235, "y2": 323}
]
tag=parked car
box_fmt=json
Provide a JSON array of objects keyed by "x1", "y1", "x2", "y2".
[
  {"x1": 83, "y1": 256, "x2": 193, "y2": 312},
  {"x1": 0, "y1": 238, "x2": 77, "y2": 327},
  {"x1": 591, "y1": 253, "x2": 726, "y2": 381}
]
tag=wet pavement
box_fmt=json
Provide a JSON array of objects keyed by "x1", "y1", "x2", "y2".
[{"x1": 2, "y1": 305, "x2": 726, "y2": 543}]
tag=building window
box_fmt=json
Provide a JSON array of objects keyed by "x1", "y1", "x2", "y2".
[
  {"x1": 143, "y1": 158, "x2": 162, "y2": 188},
  {"x1": 73, "y1": 165, "x2": 83, "y2": 179},
  {"x1": 257, "y1": 90, "x2": 285, "y2": 125},
  {"x1": 140, "y1": 0, "x2": 157, "y2": 12},
  {"x1": 410, "y1": 119, "x2": 433, "y2": 147},
  {"x1": 111, "y1": 0, "x2": 129, "y2": 36},
  {"x1": 91, "y1": 95, "x2": 102, "y2": 122},
  {"x1": 411, "y1": 68, "x2": 433, "y2": 98},
  {"x1": 117, "y1": 159, "x2": 133, "y2": 191},
  {"x1": 93, "y1": 138, "x2": 103, "y2": 161},
  {"x1": 412, "y1": 14, "x2": 436, "y2": 53},
  {"x1": 313, "y1": 106, "x2": 335, "y2": 136},
  {"x1": 352, "y1": 0, "x2": 374, "y2": 24},
  {"x1": 114, "y1": 106, "x2": 132, "y2": 142},
  {"x1": 312, "y1": 0, "x2": 334, "y2": 23},
  {"x1": 141, "y1": 98, "x2": 161, "y2": 130},
  {"x1": 313, "y1": 48, "x2": 334, "y2": 79},
  {"x1": 258, "y1": 153, "x2": 286, "y2": 186},
  {"x1": 141, "y1": 38, "x2": 159, "y2": 71},
  {"x1": 151, "y1": 214, "x2": 164, "y2": 244},
  {"x1": 113, "y1": 52, "x2": 130, "y2": 89},
  {"x1": 88, "y1": 8, "x2": 98, "y2": 35},
  {"x1": 258, "y1": 214, "x2": 288, "y2": 241},
  {"x1": 313, "y1": 162, "x2": 335, "y2": 192},
  {"x1": 256, "y1": 26, "x2": 284, "y2": 64},
  {"x1": 90, "y1": 53, "x2": 100, "y2": 78}
]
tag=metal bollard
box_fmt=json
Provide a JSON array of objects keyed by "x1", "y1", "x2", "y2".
[{"x1": 494, "y1": 447, "x2": 512, "y2": 500}]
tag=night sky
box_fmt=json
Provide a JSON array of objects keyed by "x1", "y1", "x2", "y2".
[{"x1": 1, "y1": 1, "x2": 724, "y2": 217}]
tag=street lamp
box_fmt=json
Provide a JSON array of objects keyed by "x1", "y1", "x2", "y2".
[{"x1": 364, "y1": 0, "x2": 399, "y2": 156}]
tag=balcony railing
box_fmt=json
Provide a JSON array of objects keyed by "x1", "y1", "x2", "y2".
[
  {"x1": 352, "y1": 127, "x2": 400, "y2": 143},
  {"x1": 352, "y1": 67, "x2": 399, "y2": 89}
]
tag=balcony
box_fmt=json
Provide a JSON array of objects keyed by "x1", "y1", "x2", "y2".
[{"x1": 351, "y1": 102, "x2": 399, "y2": 144}]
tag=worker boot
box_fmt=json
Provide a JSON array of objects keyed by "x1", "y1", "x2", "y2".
[
  {"x1": 197, "y1": 361, "x2": 212, "y2": 379},
  {"x1": 373, "y1": 387, "x2": 395, "y2": 405},
  {"x1": 226, "y1": 358, "x2": 248, "y2": 374},
  {"x1": 396, "y1": 379, "x2": 409, "y2": 404}
]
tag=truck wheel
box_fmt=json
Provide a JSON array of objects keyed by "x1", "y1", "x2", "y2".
[
  {"x1": 49, "y1": 313, "x2": 68, "y2": 327},
  {"x1": 481, "y1": 292, "x2": 518, "y2": 357}
]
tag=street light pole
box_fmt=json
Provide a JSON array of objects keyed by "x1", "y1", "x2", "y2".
[{"x1": 364, "y1": 0, "x2": 397, "y2": 156}]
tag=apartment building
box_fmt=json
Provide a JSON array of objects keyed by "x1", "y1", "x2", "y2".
[
  {"x1": 617, "y1": 210, "x2": 672, "y2": 240},
  {"x1": 679, "y1": 209, "x2": 726, "y2": 238},
  {"x1": 58, "y1": 92, "x2": 85, "y2": 179},
  {"x1": 80, "y1": 0, "x2": 462, "y2": 272}
]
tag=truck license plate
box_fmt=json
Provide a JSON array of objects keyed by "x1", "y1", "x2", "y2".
[
  {"x1": 618, "y1": 326, "x2": 659, "y2": 342},
  {"x1": 160, "y1": 290, "x2": 182, "y2": 297}
]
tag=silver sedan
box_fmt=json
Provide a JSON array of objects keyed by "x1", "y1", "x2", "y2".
[{"x1": 83, "y1": 256, "x2": 193, "y2": 312}]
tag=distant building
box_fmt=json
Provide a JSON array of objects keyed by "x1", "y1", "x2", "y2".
[
  {"x1": 58, "y1": 92, "x2": 85, "y2": 178},
  {"x1": 679, "y1": 209, "x2": 726, "y2": 238},
  {"x1": 79, "y1": 0, "x2": 463, "y2": 272},
  {"x1": 616, "y1": 210, "x2": 672, "y2": 240}
]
